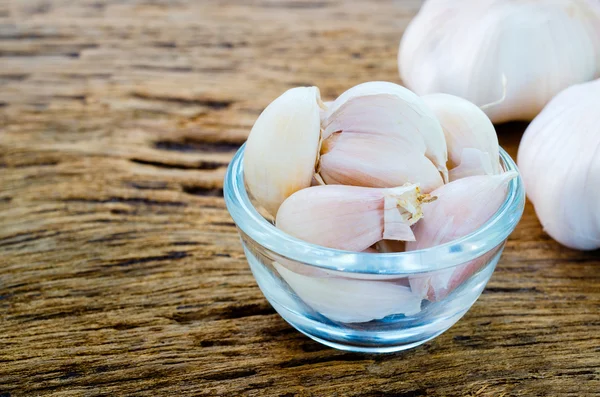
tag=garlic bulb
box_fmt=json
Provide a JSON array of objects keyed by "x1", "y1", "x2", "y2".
[
  {"x1": 421, "y1": 93, "x2": 500, "y2": 179},
  {"x1": 322, "y1": 81, "x2": 449, "y2": 181},
  {"x1": 276, "y1": 184, "x2": 430, "y2": 252},
  {"x1": 399, "y1": 0, "x2": 600, "y2": 123},
  {"x1": 517, "y1": 78, "x2": 600, "y2": 250},
  {"x1": 244, "y1": 86, "x2": 323, "y2": 216},
  {"x1": 406, "y1": 171, "x2": 517, "y2": 300},
  {"x1": 274, "y1": 262, "x2": 422, "y2": 323}
]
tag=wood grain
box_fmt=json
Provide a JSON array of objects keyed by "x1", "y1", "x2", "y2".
[{"x1": 1, "y1": 1, "x2": 599, "y2": 396}]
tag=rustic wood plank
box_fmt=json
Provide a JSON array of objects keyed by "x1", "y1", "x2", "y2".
[{"x1": 1, "y1": 1, "x2": 599, "y2": 396}]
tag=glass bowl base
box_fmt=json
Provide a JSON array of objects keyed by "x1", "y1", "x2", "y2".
[
  {"x1": 295, "y1": 328, "x2": 444, "y2": 353},
  {"x1": 270, "y1": 298, "x2": 470, "y2": 353}
]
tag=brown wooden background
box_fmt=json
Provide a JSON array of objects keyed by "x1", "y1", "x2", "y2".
[{"x1": 1, "y1": 0, "x2": 599, "y2": 395}]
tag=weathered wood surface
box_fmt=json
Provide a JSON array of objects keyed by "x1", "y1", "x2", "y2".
[{"x1": 1, "y1": 1, "x2": 599, "y2": 395}]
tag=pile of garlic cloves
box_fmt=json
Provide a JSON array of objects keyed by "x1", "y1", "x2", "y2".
[{"x1": 244, "y1": 82, "x2": 516, "y2": 323}]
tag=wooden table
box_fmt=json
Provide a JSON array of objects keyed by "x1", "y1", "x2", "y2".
[{"x1": 1, "y1": 1, "x2": 599, "y2": 395}]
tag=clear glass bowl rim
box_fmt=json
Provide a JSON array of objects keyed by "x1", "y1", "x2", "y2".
[{"x1": 224, "y1": 144, "x2": 525, "y2": 275}]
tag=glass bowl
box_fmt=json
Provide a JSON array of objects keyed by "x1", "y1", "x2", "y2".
[{"x1": 224, "y1": 146, "x2": 525, "y2": 353}]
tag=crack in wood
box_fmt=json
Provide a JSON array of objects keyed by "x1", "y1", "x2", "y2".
[
  {"x1": 181, "y1": 185, "x2": 223, "y2": 197},
  {"x1": 154, "y1": 139, "x2": 241, "y2": 153},
  {"x1": 209, "y1": 221, "x2": 235, "y2": 227},
  {"x1": 131, "y1": 93, "x2": 233, "y2": 109},
  {"x1": 10, "y1": 307, "x2": 105, "y2": 323},
  {"x1": 260, "y1": 1, "x2": 329, "y2": 8},
  {"x1": 278, "y1": 352, "x2": 367, "y2": 369},
  {"x1": 0, "y1": 231, "x2": 61, "y2": 247},
  {"x1": 108, "y1": 251, "x2": 188, "y2": 267},
  {"x1": 201, "y1": 369, "x2": 257, "y2": 381},
  {"x1": 128, "y1": 181, "x2": 169, "y2": 190},
  {"x1": 132, "y1": 64, "x2": 194, "y2": 73},
  {"x1": 171, "y1": 303, "x2": 275, "y2": 324},
  {"x1": 9, "y1": 160, "x2": 60, "y2": 168},
  {"x1": 0, "y1": 74, "x2": 29, "y2": 81},
  {"x1": 64, "y1": 197, "x2": 187, "y2": 207},
  {"x1": 484, "y1": 287, "x2": 541, "y2": 294},
  {"x1": 88, "y1": 232, "x2": 137, "y2": 243},
  {"x1": 199, "y1": 339, "x2": 238, "y2": 348},
  {"x1": 130, "y1": 158, "x2": 225, "y2": 170}
]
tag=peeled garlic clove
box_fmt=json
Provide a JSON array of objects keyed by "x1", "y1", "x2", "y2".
[
  {"x1": 518, "y1": 78, "x2": 600, "y2": 250},
  {"x1": 276, "y1": 184, "x2": 427, "y2": 252},
  {"x1": 274, "y1": 262, "x2": 422, "y2": 323},
  {"x1": 448, "y1": 148, "x2": 494, "y2": 181},
  {"x1": 243, "y1": 86, "x2": 322, "y2": 216},
  {"x1": 421, "y1": 93, "x2": 500, "y2": 174},
  {"x1": 399, "y1": 0, "x2": 600, "y2": 123},
  {"x1": 323, "y1": 81, "x2": 448, "y2": 180},
  {"x1": 319, "y1": 132, "x2": 443, "y2": 192},
  {"x1": 407, "y1": 171, "x2": 517, "y2": 301}
]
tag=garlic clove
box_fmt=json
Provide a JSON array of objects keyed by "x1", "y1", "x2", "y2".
[
  {"x1": 274, "y1": 262, "x2": 422, "y2": 323},
  {"x1": 410, "y1": 245, "x2": 502, "y2": 302},
  {"x1": 518, "y1": 78, "x2": 600, "y2": 250},
  {"x1": 323, "y1": 81, "x2": 449, "y2": 180},
  {"x1": 407, "y1": 171, "x2": 516, "y2": 249},
  {"x1": 399, "y1": 0, "x2": 600, "y2": 123},
  {"x1": 448, "y1": 148, "x2": 494, "y2": 181},
  {"x1": 406, "y1": 171, "x2": 517, "y2": 301},
  {"x1": 276, "y1": 184, "x2": 428, "y2": 252},
  {"x1": 421, "y1": 93, "x2": 500, "y2": 174},
  {"x1": 319, "y1": 131, "x2": 444, "y2": 192},
  {"x1": 243, "y1": 86, "x2": 323, "y2": 216}
]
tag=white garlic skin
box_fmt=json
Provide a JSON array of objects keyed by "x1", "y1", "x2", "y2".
[
  {"x1": 517, "y1": 79, "x2": 600, "y2": 250},
  {"x1": 243, "y1": 87, "x2": 322, "y2": 216},
  {"x1": 399, "y1": 0, "x2": 600, "y2": 123}
]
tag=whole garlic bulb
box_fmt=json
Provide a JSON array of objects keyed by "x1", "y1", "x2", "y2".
[
  {"x1": 399, "y1": 0, "x2": 600, "y2": 123},
  {"x1": 517, "y1": 78, "x2": 600, "y2": 250}
]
